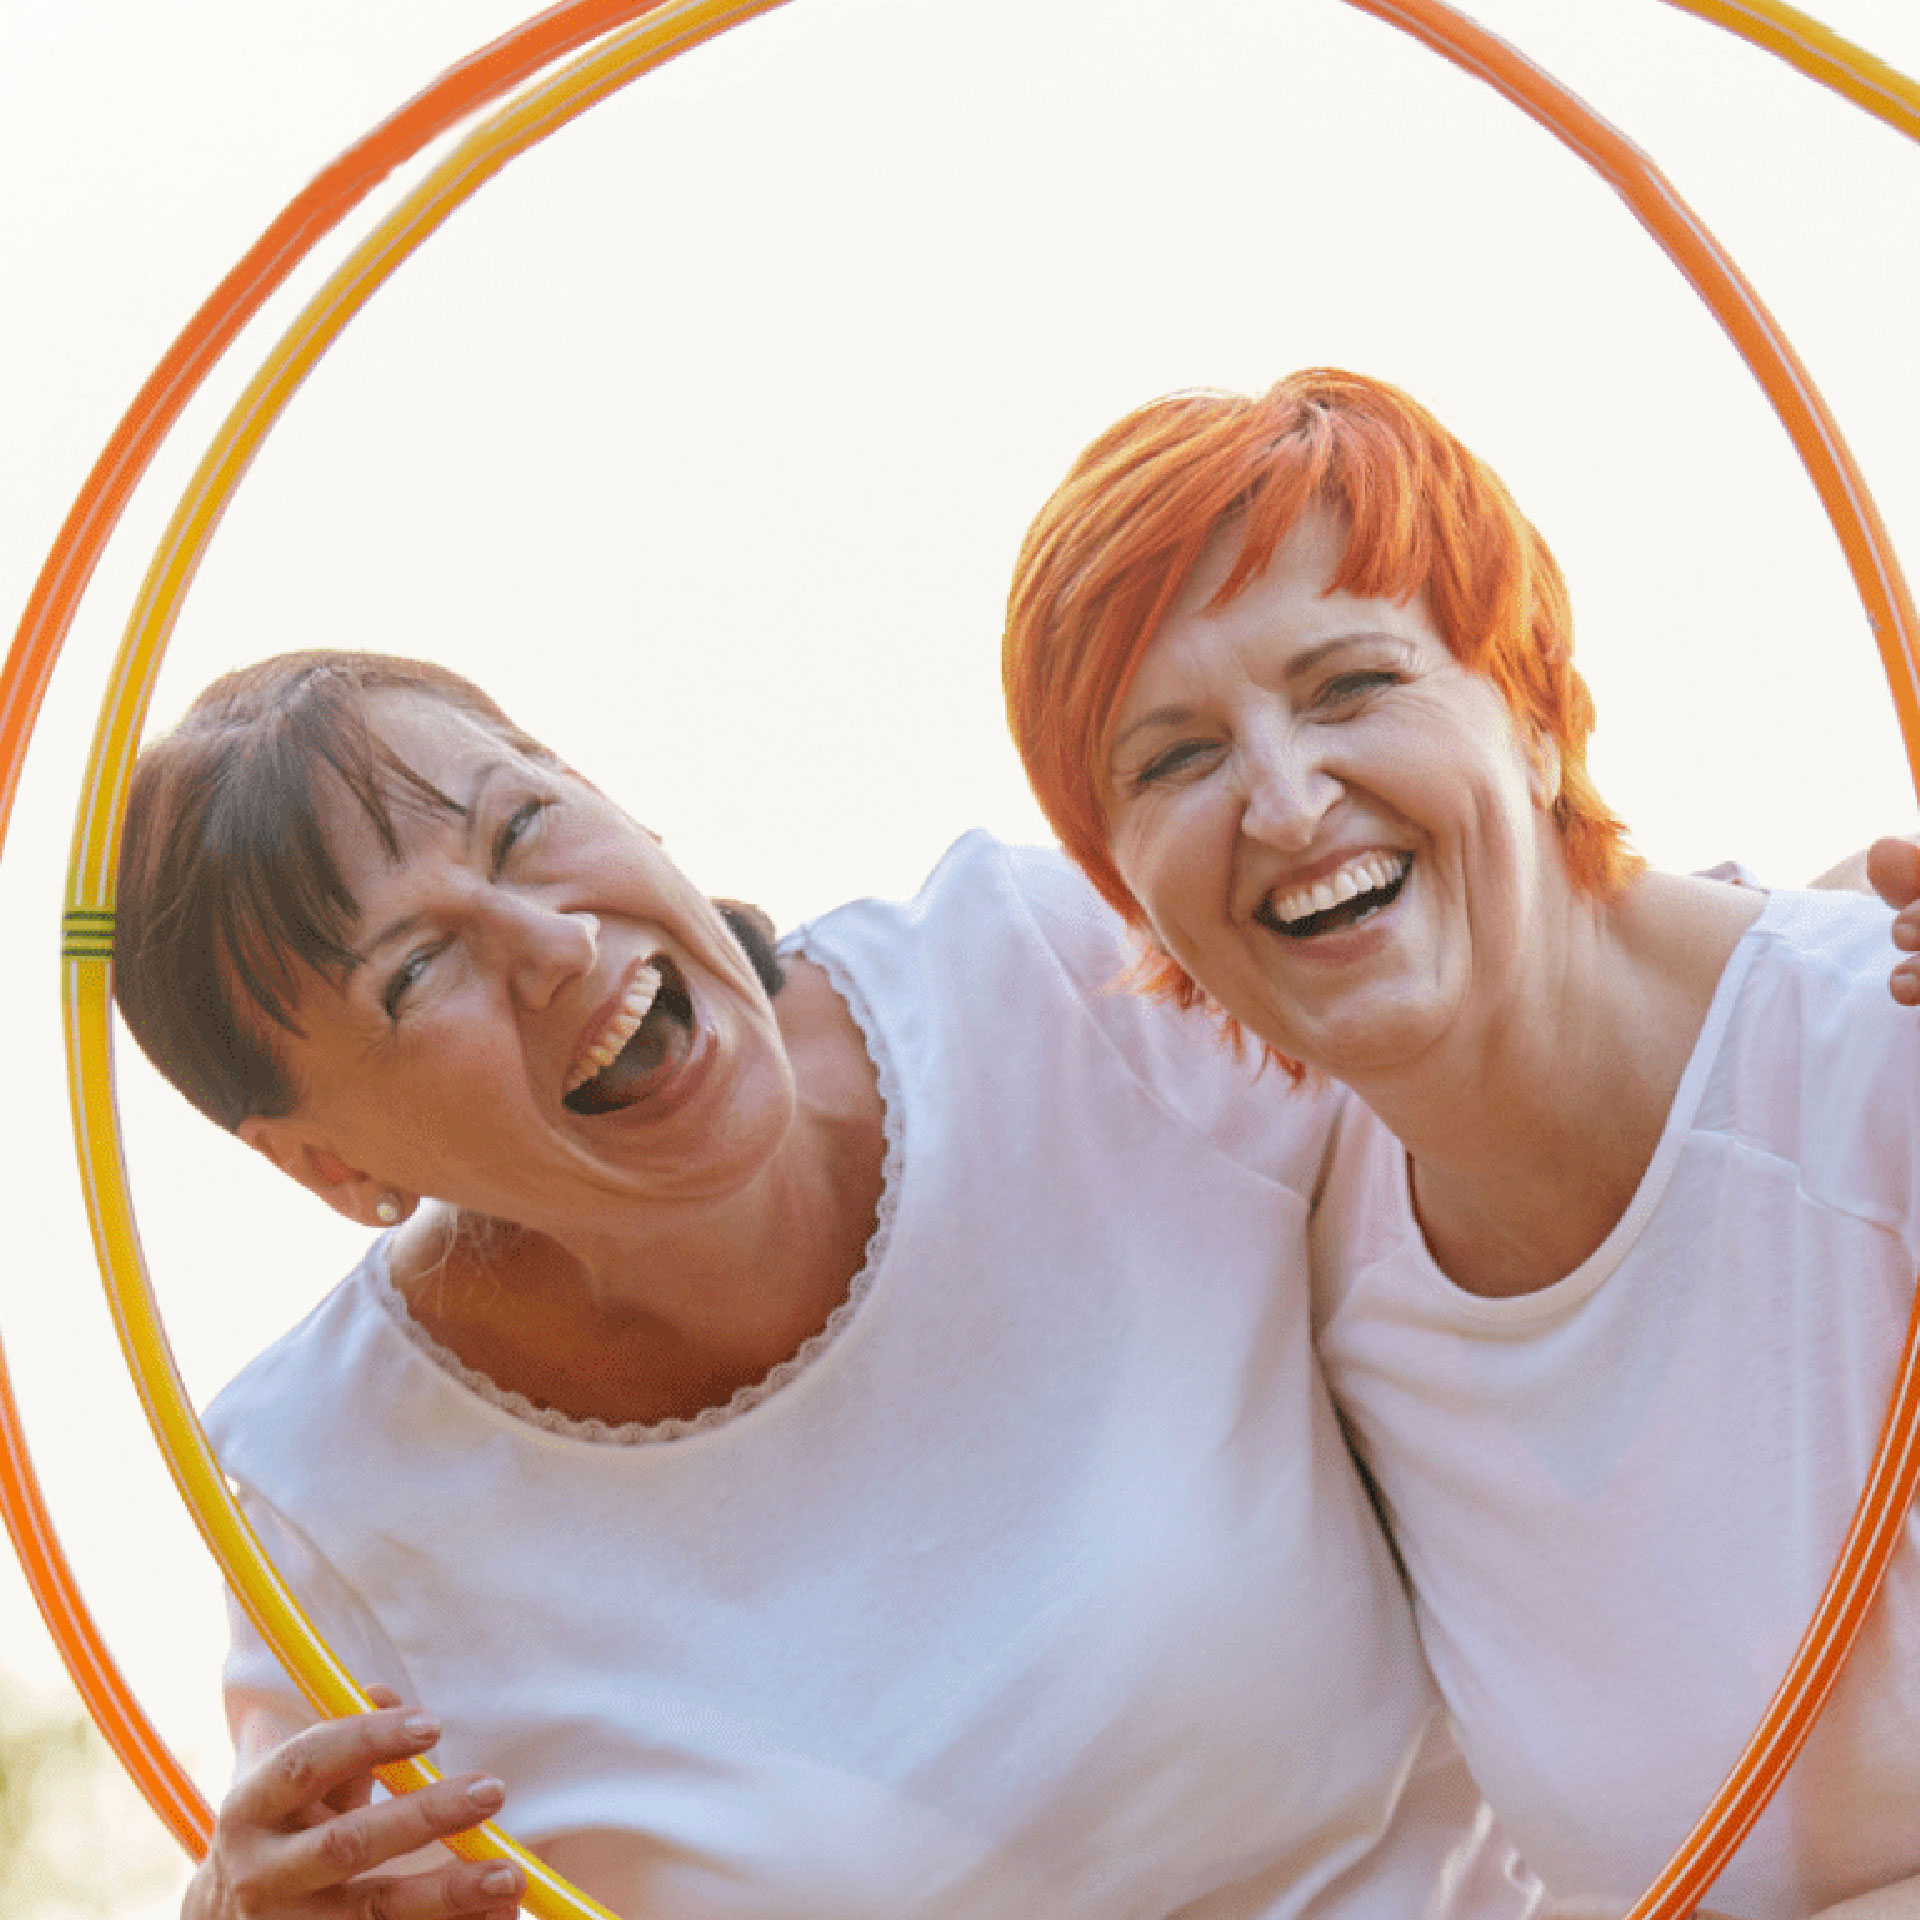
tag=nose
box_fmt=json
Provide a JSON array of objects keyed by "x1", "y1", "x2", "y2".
[
  {"x1": 486, "y1": 896, "x2": 599, "y2": 1010},
  {"x1": 1239, "y1": 718, "x2": 1338, "y2": 851}
]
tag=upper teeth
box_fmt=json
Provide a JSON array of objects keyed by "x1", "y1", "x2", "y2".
[
  {"x1": 565, "y1": 963, "x2": 662, "y2": 1095},
  {"x1": 1266, "y1": 852, "x2": 1409, "y2": 928}
]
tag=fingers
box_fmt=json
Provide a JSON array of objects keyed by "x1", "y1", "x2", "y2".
[
  {"x1": 332, "y1": 1845, "x2": 525, "y2": 1920},
  {"x1": 227, "y1": 1708, "x2": 445, "y2": 1836},
  {"x1": 1864, "y1": 839, "x2": 1920, "y2": 1005},
  {"x1": 288, "y1": 1770, "x2": 509, "y2": 1892},
  {"x1": 222, "y1": 1849, "x2": 524, "y2": 1920},
  {"x1": 321, "y1": 1690, "x2": 403, "y2": 1816},
  {"x1": 208, "y1": 1707, "x2": 526, "y2": 1920}
]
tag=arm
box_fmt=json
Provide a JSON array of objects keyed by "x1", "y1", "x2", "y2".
[{"x1": 182, "y1": 1701, "x2": 523, "y2": 1920}]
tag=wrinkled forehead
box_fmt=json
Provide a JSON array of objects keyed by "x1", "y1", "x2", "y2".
[
  {"x1": 362, "y1": 685, "x2": 540, "y2": 781},
  {"x1": 314, "y1": 689, "x2": 539, "y2": 850}
]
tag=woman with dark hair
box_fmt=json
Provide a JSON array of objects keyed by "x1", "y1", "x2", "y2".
[
  {"x1": 1004, "y1": 367, "x2": 1920, "y2": 1917},
  {"x1": 122, "y1": 652, "x2": 1531, "y2": 1920}
]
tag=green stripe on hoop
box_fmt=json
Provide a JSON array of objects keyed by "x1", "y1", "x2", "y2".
[{"x1": 61, "y1": 909, "x2": 115, "y2": 962}]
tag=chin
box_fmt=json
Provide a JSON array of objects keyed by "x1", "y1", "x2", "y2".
[{"x1": 1258, "y1": 991, "x2": 1455, "y2": 1085}]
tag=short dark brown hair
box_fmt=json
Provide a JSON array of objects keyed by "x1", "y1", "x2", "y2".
[{"x1": 113, "y1": 651, "x2": 558, "y2": 1131}]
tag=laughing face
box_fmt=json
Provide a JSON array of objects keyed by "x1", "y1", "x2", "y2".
[
  {"x1": 1104, "y1": 507, "x2": 1564, "y2": 1086},
  {"x1": 239, "y1": 692, "x2": 797, "y2": 1236}
]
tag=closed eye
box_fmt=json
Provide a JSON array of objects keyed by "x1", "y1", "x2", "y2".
[
  {"x1": 1132, "y1": 739, "x2": 1224, "y2": 790},
  {"x1": 492, "y1": 796, "x2": 552, "y2": 874},
  {"x1": 382, "y1": 942, "x2": 445, "y2": 1022},
  {"x1": 1315, "y1": 668, "x2": 1401, "y2": 712}
]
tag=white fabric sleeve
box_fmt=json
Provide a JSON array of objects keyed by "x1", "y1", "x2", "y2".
[{"x1": 222, "y1": 1486, "x2": 423, "y2": 1775}]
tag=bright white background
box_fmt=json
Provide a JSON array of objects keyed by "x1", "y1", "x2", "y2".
[{"x1": 4, "y1": 1, "x2": 1920, "y2": 1908}]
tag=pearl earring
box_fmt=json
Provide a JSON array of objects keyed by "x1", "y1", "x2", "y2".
[{"x1": 374, "y1": 1193, "x2": 403, "y2": 1226}]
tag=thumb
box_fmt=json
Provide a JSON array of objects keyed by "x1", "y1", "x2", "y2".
[{"x1": 1866, "y1": 836, "x2": 1920, "y2": 911}]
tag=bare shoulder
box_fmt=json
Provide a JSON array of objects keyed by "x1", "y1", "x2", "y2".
[
  {"x1": 1620, "y1": 867, "x2": 1766, "y2": 986},
  {"x1": 1809, "y1": 845, "x2": 1877, "y2": 894}
]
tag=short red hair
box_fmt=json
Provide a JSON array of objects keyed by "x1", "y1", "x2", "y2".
[{"x1": 1002, "y1": 368, "x2": 1639, "y2": 1023}]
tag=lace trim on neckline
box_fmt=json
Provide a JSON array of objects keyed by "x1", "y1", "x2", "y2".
[{"x1": 366, "y1": 934, "x2": 902, "y2": 1446}]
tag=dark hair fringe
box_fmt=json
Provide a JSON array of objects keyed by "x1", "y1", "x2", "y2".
[{"x1": 115, "y1": 650, "x2": 785, "y2": 1132}]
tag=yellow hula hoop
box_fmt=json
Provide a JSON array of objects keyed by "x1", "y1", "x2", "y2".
[
  {"x1": 1661, "y1": 0, "x2": 1920, "y2": 143},
  {"x1": 9, "y1": 3, "x2": 1913, "y2": 1918}
]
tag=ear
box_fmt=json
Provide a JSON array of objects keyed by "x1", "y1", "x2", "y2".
[{"x1": 236, "y1": 1117, "x2": 414, "y2": 1228}]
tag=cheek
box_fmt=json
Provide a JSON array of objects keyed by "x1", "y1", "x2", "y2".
[
  {"x1": 1111, "y1": 818, "x2": 1182, "y2": 944},
  {"x1": 1386, "y1": 710, "x2": 1531, "y2": 845},
  {"x1": 1116, "y1": 792, "x2": 1218, "y2": 904},
  {"x1": 1107, "y1": 810, "x2": 1152, "y2": 907}
]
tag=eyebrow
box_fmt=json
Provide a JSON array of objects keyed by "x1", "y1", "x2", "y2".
[
  {"x1": 346, "y1": 760, "x2": 508, "y2": 973},
  {"x1": 1108, "y1": 632, "x2": 1405, "y2": 761}
]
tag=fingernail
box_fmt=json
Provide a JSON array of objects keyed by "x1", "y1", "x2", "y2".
[
  {"x1": 403, "y1": 1711, "x2": 440, "y2": 1741},
  {"x1": 467, "y1": 1776, "x2": 506, "y2": 1812},
  {"x1": 479, "y1": 1866, "x2": 518, "y2": 1895}
]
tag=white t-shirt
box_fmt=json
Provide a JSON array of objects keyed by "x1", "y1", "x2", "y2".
[
  {"x1": 1315, "y1": 887, "x2": 1920, "y2": 1916},
  {"x1": 209, "y1": 833, "x2": 1533, "y2": 1920}
]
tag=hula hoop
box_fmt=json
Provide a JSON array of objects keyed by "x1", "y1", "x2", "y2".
[
  {"x1": 1663, "y1": 0, "x2": 1920, "y2": 142},
  {"x1": 1, "y1": 3, "x2": 1914, "y2": 1916}
]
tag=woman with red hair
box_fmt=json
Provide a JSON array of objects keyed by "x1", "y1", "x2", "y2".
[{"x1": 1005, "y1": 369, "x2": 1920, "y2": 1917}]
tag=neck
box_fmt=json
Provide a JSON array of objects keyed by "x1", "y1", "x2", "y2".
[
  {"x1": 1347, "y1": 869, "x2": 1759, "y2": 1298},
  {"x1": 395, "y1": 955, "x2": 886, "y2": 1424}
]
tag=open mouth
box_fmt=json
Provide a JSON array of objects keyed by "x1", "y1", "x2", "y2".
[
  {"x1": 1256, "y1": 851, "x2": 1412, "y2": 940},
  {"x1": 562, "y1": 955, "x2": 696, "y2": 1116}
]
